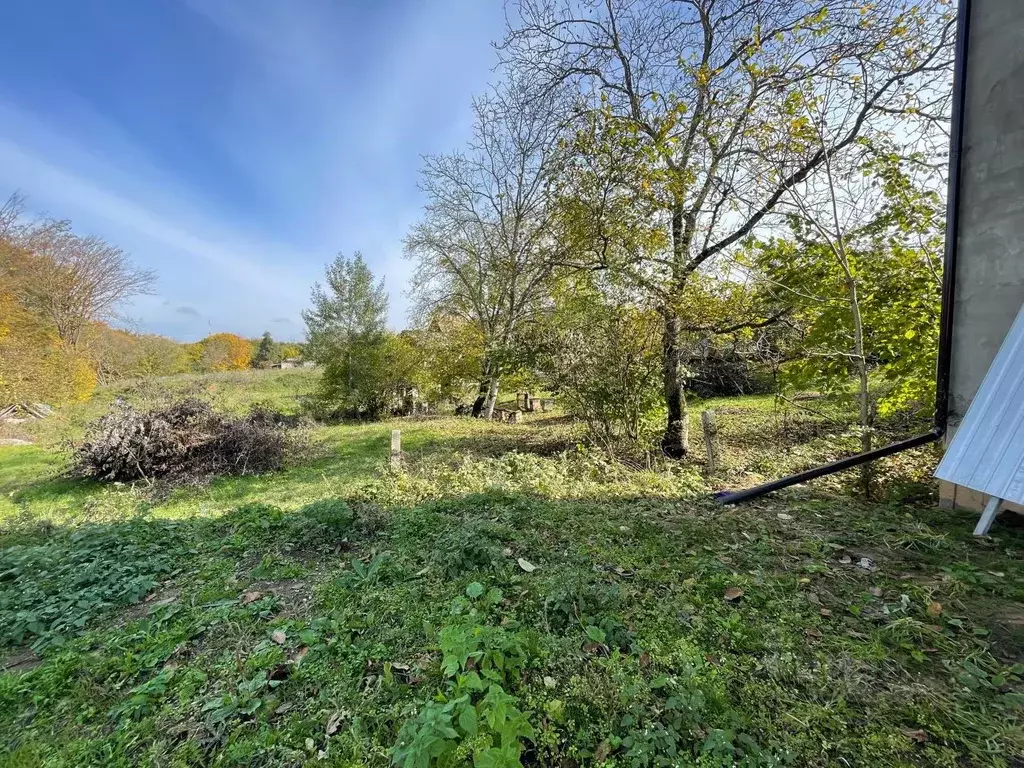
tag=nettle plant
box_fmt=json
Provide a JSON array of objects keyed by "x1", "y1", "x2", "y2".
[
  {"x1": 392, "y1": 585, "x2": 539, "y2": 768},
  {"x1": 0, "y1": 521, "x2": 187, "y2": 650}
]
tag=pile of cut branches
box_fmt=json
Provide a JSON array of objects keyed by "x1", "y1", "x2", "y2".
[{"x1": 73, "y1": 398, "x2": 291, "y2": 484}]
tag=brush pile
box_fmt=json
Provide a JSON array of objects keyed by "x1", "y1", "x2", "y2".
[{"x1": 74, "y1": 398, "x2": 291, "y2": 484}]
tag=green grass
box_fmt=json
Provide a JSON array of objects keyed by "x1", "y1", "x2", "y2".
[
  {"x1": 1, "y1": 368, "x2": 320, "y2": 448},
  {"x1": 0, "y1": 370, "x2": 1021, "y2": 767}
]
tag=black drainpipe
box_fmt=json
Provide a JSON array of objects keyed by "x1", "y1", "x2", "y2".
[{"x1": 717, "y1": 0, "x2": 972, "y2": 505}]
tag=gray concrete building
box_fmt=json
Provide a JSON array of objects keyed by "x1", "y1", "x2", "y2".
[{"x1": 941, "y1": 0, "x2": 1024, "y2": 513}]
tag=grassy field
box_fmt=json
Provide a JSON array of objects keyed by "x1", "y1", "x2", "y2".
[{"x1": 1, "y1": 370, "x2": 1021, "y2": 767}]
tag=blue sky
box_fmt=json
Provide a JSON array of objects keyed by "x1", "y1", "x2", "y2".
[{"x1": 0, "y1": 0, "x2": 506, "y2": 341}]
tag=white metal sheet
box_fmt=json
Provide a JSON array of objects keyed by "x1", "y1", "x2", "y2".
[{"x1": 935, "y1": 300, "x2": 1024, "y2": 505}]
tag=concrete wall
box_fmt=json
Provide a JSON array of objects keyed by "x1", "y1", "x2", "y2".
[
  {"x1": 949, "y1": 1, "x2": 1024, "y2": 424},
  {"x1": 943, "y1": 1, "x2": 1024, "y2": 513}
]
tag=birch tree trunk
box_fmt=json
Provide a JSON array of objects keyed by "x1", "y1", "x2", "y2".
[
  {"x1": 483, "y1": 375, "x2": 500, "y2": 420},
  {"x1": 845, "y1": 273, "x2": 873, "y2": 496}
]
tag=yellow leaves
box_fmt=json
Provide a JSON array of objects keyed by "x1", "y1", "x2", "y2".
[
  {"x1": 0, "y1": 292, "x2": 14, "y2": 344},
  {"x1": 68, "y1": 353, "x2": 98, "y2": 402},
  {"x1": 279, "y1": 343, "x2": 302, "y2": 360},
  {"x1": 199, "y1": 333, "x2": 253, "y2": 371},
  {"x1": 0, "y1": 331, "x2": 97, "y2": 405},
  {"x1": 806, "y1": 7, "x2": 829, "y2": 27},
  {"x1": 0, "y1": 285, "x2": 98, "y2": 404}
]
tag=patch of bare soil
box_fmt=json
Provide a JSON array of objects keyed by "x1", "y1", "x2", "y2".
[
  {"x1": 247, "y1": 579, "x2": 316, "y2": 618},
  {"x1": 0, "y1": 648, "x2": 41, "y2": 673},
  {"x1": 116, "y1": 586, "x2": 182, "y2": 626}
]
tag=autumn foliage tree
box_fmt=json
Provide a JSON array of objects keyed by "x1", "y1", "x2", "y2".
[
  {"x1": 196, "y1": 333, "x2": 253, "y2": 372},
  {"x1": 0, "y1": 194, "x2": 155, "y2": 404},
  {"x1": 0, "y1": 286, "x2": 96, "y2": 405},
  {"x1": 2, "y1": 196, "x2": 155, "y2": 349},
  {"x1": 82, "y1": 324, "x2": 191, "y2": 382}
]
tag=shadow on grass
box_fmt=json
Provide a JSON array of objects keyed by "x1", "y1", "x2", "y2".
[
  {"x1": 397, "y1": 418, "x2": 578, "y2": 459},
  {"x1": 3, "y1": 482, "x2": 1023, "y2": 663}
]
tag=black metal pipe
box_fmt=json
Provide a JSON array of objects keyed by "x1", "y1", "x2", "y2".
[
  {"x1": 715, "y1": 431, "x2": 941, "y2": 505},
  {"x1": 933, "y1": 0, "x2": 971, "y2": 436},
  {"x1": 718, "y1": 0, "x2": 972, "y2": 506}
]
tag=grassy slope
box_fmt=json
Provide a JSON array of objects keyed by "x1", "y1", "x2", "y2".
[{"x1": 0, "y1": 370, "x2": 1021, "y2": 767}]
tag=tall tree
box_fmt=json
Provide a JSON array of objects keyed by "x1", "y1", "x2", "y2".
[
  {"x1": 753, "y1": 137, "x2": 944, "y2": 493},
  {"x1": 406, "y1": 78, "x2": 567, "y2": 419},
  {"x1": 2, "y1": 193, "x2": 152, "y2": 403},
  {"x1": 253, "y1": 331, "x2": 276, "y2": 369},
  {"x1": 303, "y1": 252, "x2": 388, "y2": 365},
  {"x1": 503, "y1": 0, "x2": 954, "y2": 456},
  {"x1": 303, "y1": 253, "x2": 395, "y2": 416},
  {"x1": 2, "y1": 196, "x2": 156, "y2": 348},
  {"x1": 198, "y1": 333, "x2": 252, "y2": 372}
]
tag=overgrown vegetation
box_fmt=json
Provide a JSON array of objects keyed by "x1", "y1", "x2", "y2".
[
  {"x1": 0, "y1": 2, "x2": 1006, "y2": 765},
  {"x1": 1, "y1": 369, "x2": 1021, "y2": 767}
]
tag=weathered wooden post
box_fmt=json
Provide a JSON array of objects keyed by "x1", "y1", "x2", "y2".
[
  {"x1": 701, "y1": 410, "x2": 721, "y2": 474},
  {"x1": 390, "y1": 429, "x2": 402, "y2": 469},
  {"x1": 524, "y1": 392, "x2": 534, "y2": 412}
]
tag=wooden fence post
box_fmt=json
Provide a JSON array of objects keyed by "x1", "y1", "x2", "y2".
[
  {"x1": 390, "y1": 429, "x2": 402, "y2": 469},
  {"x1": 701, "y1": 410, "x2": 721, "y2": 474}
]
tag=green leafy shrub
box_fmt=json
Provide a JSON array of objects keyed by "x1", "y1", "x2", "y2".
[
  {"x1": 219, "y1": 503, "x2": 287, "y2": 547},
  {"x1": 298, "y1": 498, "x2": 355, "y2": 537},
  {"x1": 343, "y1": 551, "x2": 389, "y2": 586},
  {"x1": 0, "y1": 521, "x2": 188, "y2": 650},
  {"x1": 596, "y1": 652, "x2": 783, "y2": 767},
  {"x1": 543, "y1": 571, "x2": 621, "y2": 628},
  {"x1": 530, "y1": 280, "x2": 665, "y2": 453},
  {"x1": 542, "y1": 572, "x2": 634, "y2": 651},
  {"x1": 393, "y1": 619, "x2": 540, "y2": 768},
  {"x1": 431, "y1": 519, "x2": 507, "y2": 578}
]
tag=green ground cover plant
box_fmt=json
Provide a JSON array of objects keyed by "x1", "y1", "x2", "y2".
[{"x1": 0, "y1": 370, "x2": 1020, "y2": 767}]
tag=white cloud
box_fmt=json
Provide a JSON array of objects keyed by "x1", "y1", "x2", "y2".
[
  {"x1": 0, "y1": 133, "x2": 310, "y2": 299},
  {"x1": 0, "y1": 0, "x2": 505, "y2": 333}
]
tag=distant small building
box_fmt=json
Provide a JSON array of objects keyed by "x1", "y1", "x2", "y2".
[{"x1": 273, "y1": 358, "x2": 303, "y2": 370}]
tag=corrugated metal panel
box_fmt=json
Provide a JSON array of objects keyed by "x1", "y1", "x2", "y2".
[{"x1": 935, "y1": 300, "x2": 1024, "y2": 505}]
